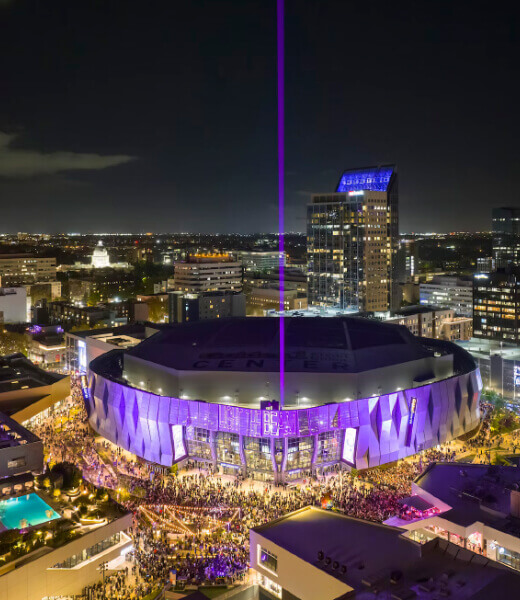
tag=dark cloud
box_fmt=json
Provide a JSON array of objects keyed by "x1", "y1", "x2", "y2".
[{"x1": 0, "y1": 132, "x2": 135, "y2": 178}]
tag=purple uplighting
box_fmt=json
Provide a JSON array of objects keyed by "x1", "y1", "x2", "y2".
[
  {"x1": 87, "y1": 367, "x2": 481, "y2": 471},
  {"x1": 277, "y1": 0, "x2": 285, "y2": 406}
]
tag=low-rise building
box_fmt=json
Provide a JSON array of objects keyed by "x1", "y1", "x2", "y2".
[
  {"x1": 439, "y1": 316, "x2": 473, "y2": 341},
  {"x1": 0, "y1": 493, "x2": 132, "y2": 600},
  {"x1": 236, "y1": 250, "x2": 286, "y2": 273},
  {"x1": 0, "y1": 411, "x2": 43, "y2": 483},
  {"x1": 25, "y1": 325, "x2": 66, "y2": 369},
  {"x1": 0, "y1": 353, "x2": 69, "y2": 426},
  {"x1": 383, "y1": 305, "x2": 472, "y2": 341},
  {"x1": 247, "y1": 286, "x2": 307, "y2": 315},
  {"x1": 0, "y1": 255, "x2": 56, "y2": 287},
  {"x1": 66, "y1": 323, "x2": 160, "y2": 374},
  {"x1": 251, "y1": 505, "x2": 520, "y2": 600},
  {"x1": 385, "y1": 463, "x2": 520, "y2": 574},
  {"x1": 456, "y1": 338, "x2": 520, "y2": 400},
  {"x1": 0, "y1": 287, "x2": 27, "y2": 324},
  {"x1": 168, "y1": 290, "x2": 246, "y2": 323},
  {"x1": 420, "y1": 275, "x2": 473, "y2": 317},
  {"x1": 46, "y1": 301, "x2": 127, "y2": 330},
  {"x1": 173, "y1": 254, "x2": 242, "y2": 293}
]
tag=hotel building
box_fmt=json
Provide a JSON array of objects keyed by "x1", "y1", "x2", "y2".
[
  {"x1": 307, "y1": 165, "x2": 399, "y2": 312},
  {"x1": 493, "y1": 207, "x2": 520, "y2": 268},
  {"x1": 0, "y1": 255, "x2": 56, "y2": 287},
  {"x1": 473, "y1": 267, "x2": 520, "y2": 342},
  {"x1": 173, "y1": 254, "x2": 243, "y2": 294}
]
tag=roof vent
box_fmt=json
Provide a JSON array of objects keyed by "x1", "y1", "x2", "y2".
[
  {"x1": 332, "y1": 561, "x2": 339, "y2": 570},
  {"x1": 325, "y1": 557, "x2": 332, "y2": 566},
  {"x1": 317, "y1": 550, "x2": 324, "y2": 561},
  {"x1": 340, "y1": 565, "x2": 348, "y2": 575}
]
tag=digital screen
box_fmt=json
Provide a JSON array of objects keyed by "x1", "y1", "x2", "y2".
[
  {"x1": 78, "y1": 340, "x2": 87, "y2": 373},
  {"x1": 342, "y1": 427, "x2": 357, "y2": 465},
  {"x1": 406, "y1": 397, "x2": 417, "y2": 446},
  {"x1": 172, "y1": 425, "x2": 186, "y2": 461},
  {"x1": 514, "y1": 366, "x2": 520, "y2": 387},
  {"x1": 80, "y1": 374, "x2": 90, "y2": 401}
]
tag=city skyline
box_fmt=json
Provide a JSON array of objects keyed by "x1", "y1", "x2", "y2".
[{"x1": 2, "y1": 0, "x2": 519, "y2": 233}]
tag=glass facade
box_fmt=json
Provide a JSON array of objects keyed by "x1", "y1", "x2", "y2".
[
  {"x1": 316, "y1": 430, "x2": 342, "y2": 464},
  {"x1": 258, "y1": 546, "x2": 277, "y2": 574},
  {"x1": 244, "y1": 437, "x2": 273, "y2": 472},
  {"x1": 408, "y1": 526, "x2": 448, "y2": 544},
  {"x1": 286, "y1": 436, "x2": 313, "y2": 470},
  {"x1": 216, "y1": 432, "x2": 241, "y2": 465},
  {"x1": 259, "y1": 574, "x2": 282, "y2": 599},
  {"x1": 52, "y1": 532, "x2": 123, "y2": 569},
  {"x1": 496, "y1": 546, "x2": 520, "y2": 571},
  {"x1": 186, "y1": 426, "x2": 212, "y2": 460},
  {"x1": 307, "y1": 166, "x2": 398, "y2": 312},
  {"x1": 473, "y1": 270, "x2": 520, "y2": 342}
]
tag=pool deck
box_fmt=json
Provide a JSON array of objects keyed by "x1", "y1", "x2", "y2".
[{"x1": 0, "y1": 491, "x2": 61, "y2": 531}]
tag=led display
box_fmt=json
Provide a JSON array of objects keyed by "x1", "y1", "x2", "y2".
[{"x1": 342, "y1": 427, "x2": 357, "y2": 465}]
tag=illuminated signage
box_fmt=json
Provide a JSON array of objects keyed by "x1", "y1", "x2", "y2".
[
  {"x1": 263, "y1": 411, "x2": 280, "y2": 436},
  {"x1": 80, "y1": 374, "x2": 90, "y2": 401},
  {"x1": 348, "y1": 190, "x2": 364, "y2": 197},
  {"x1": 406, "y1": 397, "x2": 417, "y2": 446},
  {"x1": 342, "y1": 427, "x2": 357, "y2": 465},
  {"x1": 474, "y1": 274, "x2": 488, "y2": 279},
  {"x1": 515, "y1": 366, "x2": 520, "y2": 387},
  {"x1": 172, "y1": 425, "x2": 187, "y2": 461},
  {"x1": 78, "y1": 340, "x2": 87, "y2": 373}
]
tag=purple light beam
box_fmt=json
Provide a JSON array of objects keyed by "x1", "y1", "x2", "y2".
[{"x1": 277, "y1": 0, "x2": 285, "y2": 407}]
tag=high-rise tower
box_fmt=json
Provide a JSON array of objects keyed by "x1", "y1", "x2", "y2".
[
  {"x1": 492, "y1": 207, "x2": 520, "y2": 268},
  {"x1": 307, "y1": 165, "x2": 399, "y2": 312}
]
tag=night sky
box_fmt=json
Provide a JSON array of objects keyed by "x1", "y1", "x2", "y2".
[{"x1": 1, "y1": 0, "x2": 519, "y2": 234}]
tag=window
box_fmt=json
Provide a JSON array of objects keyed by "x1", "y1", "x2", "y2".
[
  {"x1": 259, "y1": 574, "x2": 282, "y2": 598},
  {"x1": 258, "y1": 546, "x2": 277, "y2": 575},
  {"x1": 497, "y1": 546, "x2": 520, "y2": 571},
  {"x1": 7, "y1": 457, "x2": 26, "y2": 469},
  {"x1": 52, "y1": 532, "x2": 124, "y2": 569},
  {"x1": 286, "y1": 436, "x2": 313, "y2": 470}
]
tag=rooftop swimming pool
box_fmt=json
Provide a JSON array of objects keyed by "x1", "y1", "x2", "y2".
[{"x1": 0, "y1": 493, "x2": 60, "y2": 530}]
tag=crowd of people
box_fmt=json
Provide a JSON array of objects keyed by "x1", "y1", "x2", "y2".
[{"x1": 30, "y1": 380, "x2": 513, "y2": 598}]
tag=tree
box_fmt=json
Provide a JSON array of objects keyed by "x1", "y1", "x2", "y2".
[
  {"x1": 0, "y1": 330, "x2": 27, "y2": 356},
  {"x1": 51, "y1": 462, "x2": 82, "y2": 489},
  {"x1": 86, "y1": 290, "x2": 102, "y2": 306}
]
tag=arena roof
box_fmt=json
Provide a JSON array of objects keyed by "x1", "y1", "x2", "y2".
[{"x1": 124, "y1": 316, "x2": 438, "y2": 373}]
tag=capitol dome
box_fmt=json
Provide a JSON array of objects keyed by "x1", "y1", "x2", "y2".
[{"x1": 91, "y1": 240, "x2": 111, "y2": 268}]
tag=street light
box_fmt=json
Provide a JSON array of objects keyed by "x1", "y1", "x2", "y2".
[{"x1": 99, "y1": 560, "x2": 108, "y2": 599}]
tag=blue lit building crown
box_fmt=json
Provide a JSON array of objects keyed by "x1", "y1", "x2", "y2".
[{"x1": 336, "y1": 165, "x2": 394, "y2": 193}]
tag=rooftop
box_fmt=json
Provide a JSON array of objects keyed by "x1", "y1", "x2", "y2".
[
  {"x1": 0, "y1": 354, "x2": 65, "y2": 394},
  {"x1": 336, "y1": 165, "x2": 395, "y2": 194},
  {"x1": 415, "y1": 462, "x2": 520, "y2": 531},
  {"x1": 0, "y1": 412, "x2": 40, "y2": 449},
  {"x1": 253, "y1": 506, "x2": 520, "y2": 599},
  {"x1": 66, "y1": 323, "x2": 157, "y2": 340},
  {"x1": 124, "y1": 316, "x2": 440, "y2": 373},
  {"x1": 456, "y1": 338, "x2": 520, "y2": 361}
]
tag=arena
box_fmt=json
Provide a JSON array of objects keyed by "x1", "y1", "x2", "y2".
[{"x1": 85, "y1": 317, "x2": 482, "y2": 482}]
